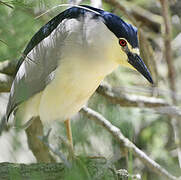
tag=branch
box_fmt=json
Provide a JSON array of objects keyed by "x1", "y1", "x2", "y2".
[
  {"x1": 130, "y1": 4, "x2": 161, "y2": 33},
  {"x1": 96, "y1": 84, "x2": 181, "y2": 117},
  {"x1": 0, "y1": 73, "x2": 13, "y2": 92},
  {"x1": 81, "y1": 107, "x2": 180, "y2": 180},
  {"x1": 0, "y1": 162, "x2": 64, "y2": 180},
  {"x1": 25, "y1": 116, "x2": 55, "y2": 163},
  {"x1": 160, "y1": 0, "x2": 181, "y2": 168},
  {"x1": 160, "y1": 0, "x2": 176, "y2": 101},
  {"x1": 0, "y1": 59, "x2": 17, "y2": 76},
  {"x1": 0, "y1": 0, "x2": 14, "y2": 9},
  {"x1": 0, "y1": 159, "x2": 118, "y2": 180},
  {"x1": 97, "y1": 83, "x2": 169, "y2": 108}
]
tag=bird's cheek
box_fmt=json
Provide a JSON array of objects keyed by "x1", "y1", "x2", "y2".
[
  {"x1": 116, "y1": 51, "x2": 136, "y2": 70},
  {"x1": 120, "y1": 60, "x2": 136, "y2": 70},
  {"x1": 117, "y1": 51, "x2": 129, "y2": 66}
]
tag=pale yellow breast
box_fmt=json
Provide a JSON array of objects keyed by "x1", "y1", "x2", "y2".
[{"x1": 38, "y1": 56, "x2": 118, "y2": 122}]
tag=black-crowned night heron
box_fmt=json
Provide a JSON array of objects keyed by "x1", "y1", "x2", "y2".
[{"x1": 6, "y1": 5, "x2": 153, "y2": 149}]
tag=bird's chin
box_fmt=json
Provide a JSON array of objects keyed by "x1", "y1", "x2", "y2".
[{"x1": 118, "y1": 59, "x2": 136, "y2": 70}]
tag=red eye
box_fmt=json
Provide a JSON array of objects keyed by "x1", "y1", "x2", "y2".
[{"x1": 119, "y1": 39, "x2": 127, "y2": 47}]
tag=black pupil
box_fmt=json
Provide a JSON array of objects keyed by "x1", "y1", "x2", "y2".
[{"x1": 120, "y1": 40, "x2": 126, "y2": 46}]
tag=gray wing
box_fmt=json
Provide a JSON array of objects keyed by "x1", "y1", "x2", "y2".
[
  {"x1": 6, "y1": 20, "x2": 68, "y2": 120},
  {"x1": 6, "y1": 6, "x2": 103, "y2": 120}
]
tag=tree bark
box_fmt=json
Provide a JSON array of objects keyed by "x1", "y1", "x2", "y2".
[{"x1": 25, "y1": 116, "x2": 55, "y2": 163}]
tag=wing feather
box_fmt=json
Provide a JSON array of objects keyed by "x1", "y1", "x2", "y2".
[
  {"x1": 6, "y1": 19, "x2": 68, "y2": 120},
  {"x1": 6, "y1": 6, "x2": 103, "y2": 120}
]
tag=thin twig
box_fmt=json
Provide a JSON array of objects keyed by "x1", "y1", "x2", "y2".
[
  {"x1": 0, "y1": 0, "x2": 13, "y2": 9},
  {"x1": 38, "y1": 129, "x2": 71, "y2": 168},
  {"x1": 81, "y1": 107, "x2": 180, "y2": 180}
]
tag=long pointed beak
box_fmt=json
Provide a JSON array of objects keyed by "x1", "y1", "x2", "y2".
[{"x1": 127, "y1": 52, "x2": 153, "y2": 84}]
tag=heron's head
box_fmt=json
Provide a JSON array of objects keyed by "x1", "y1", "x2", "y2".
[{"x1": 87, "y1": 6, "x2": 153, "y2": 84}]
